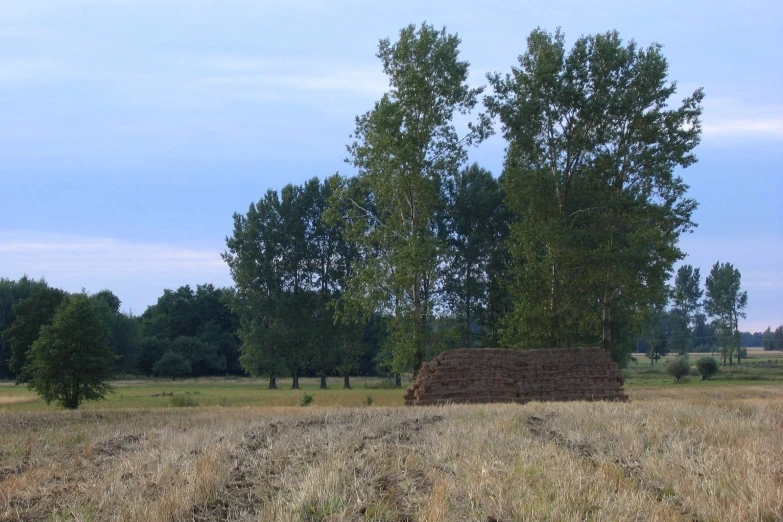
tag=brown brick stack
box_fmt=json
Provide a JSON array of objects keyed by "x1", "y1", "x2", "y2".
[{"x1": 404, "y1": 347, "x2": 628, "y2": 406}]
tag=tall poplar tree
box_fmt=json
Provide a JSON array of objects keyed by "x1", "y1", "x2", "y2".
[
  {"x1": 344, "y1": 22, "x2": 491, "y2": 376},
  {"x1": 670, "y1": 264, "x2": 703, "y2": 354},
  {"x1": 485, "y1": 29, "x2": 703, "y2": 364},
  {"x1": 704, "y1": 261, "x2": 747, "y2": 365}
]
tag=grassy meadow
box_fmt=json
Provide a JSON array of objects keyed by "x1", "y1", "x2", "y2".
[{"x1": 1, "y1": 349, "x2": 782, "y2": 521}]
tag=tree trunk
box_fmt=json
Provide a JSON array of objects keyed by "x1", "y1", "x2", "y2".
[
  {"x1": 551, "y1": 261, "x2": 558, "y2": 347},
  {"x1": 395, "y1": 374, "x2": 402, "y2": 388},
  {"x1": 465, "y1": 265, "x2": 472, "y2": 348},
  {"x1": 601, "y1": 288, "x2": 612, "y2": 353},
  {"x1": 412, "y1": 284, "x2": 424, "y2": 376},
  {"x1": 291, "y1": 371, "x2": 300, "y2": 389},
  {"x1": 343, "y1": 374, "x2": 351, "y2": 389},
  {"x1": 319, "y1": 375, "x2": 327, "y2": 389},
  {"x1": 268, "y1": 376, "x2": 277, "y2": 389}
]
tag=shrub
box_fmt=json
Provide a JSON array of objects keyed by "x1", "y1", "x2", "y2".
[
  {"x1": 170, "y1": 394, "x2": 199, "y2": 407},
  {"x1": 365, "y1": 395, "x2": 374, "y2": 406},
  {"x1": 666, "y1": 356, "x2": 691, "y2": 382},
  {"x1": 696, "y1": 356, "x2": 719, "y2": 380},
  {"x1": 153, "y1": 351, "x2": 191, "y2": 380},
  {"x1": 299, "y1": 392, "x2": 314, "y2": 407}
]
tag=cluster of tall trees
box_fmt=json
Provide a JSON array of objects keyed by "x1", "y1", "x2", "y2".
[
  {"x1": 638, "y1": 262, "x2": 753, "y2": 365},
  {"x1": 224, "y1": 23, "x2": 715, "y2": 380}
]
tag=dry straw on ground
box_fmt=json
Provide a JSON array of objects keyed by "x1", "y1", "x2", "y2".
[{"x1": 1, "y1": 385, "x2": 782, "y2": 521}]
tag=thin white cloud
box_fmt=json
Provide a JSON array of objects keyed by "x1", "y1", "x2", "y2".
[
  {"x1": 0, "y1": 231, "x2": 232, "y2": 314},
  {"x1": 703, "y1": 119, "x2": 783, "y2": 138},
  {"x1": 701, "y1": 97, "x2": 783, "y2": 140},
  {"x1": 193, "y1": 55, "x2": 388, "y2": 100},
  {"x1": 0, "y1": 232, "x2": 225, "y2": 274}
]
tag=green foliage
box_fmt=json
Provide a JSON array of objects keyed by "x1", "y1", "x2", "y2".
[
  {"x1": 666, "y1": 356, "x2": 692, "y2": 383},
  {"x1": 762, "y1": 327, "x2": 774, "y2": 351},
  {"x1": 642, "y1": 305, "x2": 670, "y2": 364},
  {"x1": 225, "y1": 175, "x2": 372, "y2": 388},
  {"x1": 775, "y1": 326, "x2": 783, "y2": 351},
  {"x1": 3, "y1": 284, "x2": 68, "y2": 383},
  {"x1": 138, "y1": 284, "x2": 240, "y2": 376},
  {"x1": 344, "y1": 22, "x2": 490, "y2": 375},
  {"x1": 442, "y1": 164, "x2": 510, "y2": 347},
  {"x1": 670, "y1": 265, "x2": 703, "y2": 355},
  {"x1": 23, "y1": 294, "x2": 116, "y2": 409},
  {"x1": 136, "y1": 336, "x2": 170, "y2": 375},
  {"x1": 170, "y1": 336, "x2": 226, "y2": 375},
  {"x1": 696, "y1": 356, "x2": 719, "y2": 380},
  {"x1": 299, "y1": 392, "x2": 314, "y2": 407},
  {"x1": 365, "y1": 395, "x2": 374, "y2": 406},
  {"x1": 705, "y1": 262, "x2": 747, "y2": 365},
  {"x1": 485, "y1": 28, "x2": 702, "y2": 363},
  {"x1": 0, "y1": 276, "x2": 54, "y2": 379},
  {"x1": 153, "y1": 351, "x2": 192, "y2": 380}
]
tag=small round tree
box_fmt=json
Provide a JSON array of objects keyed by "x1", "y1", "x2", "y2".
[
  {"x1": 24, "y1": 294, "x2": 116, "y2": 409},
  {"x1": 696, "y1": 356, "x2": 719, "y2": 380},
  {"x1": 666, "y1": 355, "x2": 691, "y2": 383},
  {"x1": 153, "y1": 351, "x2": 191, "y2": 380}
]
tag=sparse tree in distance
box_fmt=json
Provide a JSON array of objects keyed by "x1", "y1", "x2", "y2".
[
  {"x1": 762, "y1": 327, "x2": 774, "y2": 351},
  {"x1": 23, "y1": 294, "x2": 116, "y2": 409},
  {"x1": 704, "y1": 262, "x2": 747, "y2": 365},
  {"x1": 643, "y1": 305, "x2": 670, "y2": 364},
  {"x1": 670, "y1": 265, "x2": 703, "y2": 355},
  {"x1": 485, "y1": 29, "x2": 703, "y2": 365},
  {"x1": 773, "y1": 326, "x2": 783, "y2": 351}
]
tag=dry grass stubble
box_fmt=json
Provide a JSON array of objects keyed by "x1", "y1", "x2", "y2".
[{"x1": 1, "y1": 388, "x2": 782, "y2": 521}]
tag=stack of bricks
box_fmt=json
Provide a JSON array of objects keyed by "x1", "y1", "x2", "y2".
[{"x1": 404, "y1": 347, "x2": 628, "y2": 406}]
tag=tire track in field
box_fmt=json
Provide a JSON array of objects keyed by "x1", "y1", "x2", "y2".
[
  {"x1": 191, "y1": 411, "x2": 446, "y2": 522},
  {"x1": 526, "y1": 413, "x2": 703, "y2": 522}
]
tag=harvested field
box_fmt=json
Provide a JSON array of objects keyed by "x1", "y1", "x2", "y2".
[{"x1": 1, "y1": 386, "x2": 782, "y2": 521}]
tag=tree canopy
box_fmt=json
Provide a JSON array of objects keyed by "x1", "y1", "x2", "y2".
[
  {"x1": 485, "y1": 28, "x2": 703, "y2": 364},
  {"x1": 343, "y1": 22, "x2": 491, "y2": 375},
  {"x1": 23, "y1": 294, "x2": 116, "y2": 409}
]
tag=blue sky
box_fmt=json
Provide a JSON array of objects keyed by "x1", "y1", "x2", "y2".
[{"x1": 0, "y1": 0, "x2": 780, "y2": 331}]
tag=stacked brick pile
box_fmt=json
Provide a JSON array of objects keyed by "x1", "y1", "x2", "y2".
[{"x1": 404, "y1": 347, "x2": 627, "y2": 406}]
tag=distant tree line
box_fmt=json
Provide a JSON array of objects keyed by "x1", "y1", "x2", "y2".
[{"x1": 0, "y1": 277, "x2": 396, "y2": 386}]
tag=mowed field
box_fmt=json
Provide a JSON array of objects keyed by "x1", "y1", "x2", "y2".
[{"x1": 1, "y1": 350, "x2": 782, "y2": 521}]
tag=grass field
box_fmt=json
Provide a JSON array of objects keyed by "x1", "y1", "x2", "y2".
[
  {"x1": 0, "y1": 377, "x2": 408, "y2": 413},
  {"x1": 1, "y1": 349, "x2": 782, "y2": 521}
]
